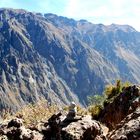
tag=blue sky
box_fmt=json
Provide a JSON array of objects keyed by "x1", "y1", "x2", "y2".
[{"x1": 0, "y1": 0, "x2": 140, "y2": 31}]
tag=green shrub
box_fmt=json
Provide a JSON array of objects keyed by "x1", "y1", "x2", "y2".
[
  {"x1": 87, "y1": 94, "x2": 105, "y2": 106},
  {"x1": 104, "y1": 80, "x2": 122, "y2": 99},
  {"x1": 87, "y1": 80, "x2": 132, "y2": 119},
  {"x1": 88, "y1": 105, "x2": 103, "y2": 119},
  {"x1": 103, "y1": 80, "x2": 132, "y2": 107}
]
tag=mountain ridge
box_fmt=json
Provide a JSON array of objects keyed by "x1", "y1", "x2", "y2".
[{"x1": 0, "y1": 8, "x2": 140, "y2": 111}]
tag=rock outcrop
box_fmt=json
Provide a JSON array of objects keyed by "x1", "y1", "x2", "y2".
[
  {"x1": 0, "y1": 115, "x2": 106, "y2": 140},
  {"x1": 0, "y1": 118, "x2": 43, "y2": 140},
  {"x1": 107, "y1": 108, "x2": 140, "y2": 140},
  {"x1": 94, "y1": 85, "x2": 140, "y2": 140},
  {"x1": 98, "y1": 85, "x2": 140, "y2": 129},
  {"x1": 61, "y1": 115, "x2": 106, "y2": 140}
]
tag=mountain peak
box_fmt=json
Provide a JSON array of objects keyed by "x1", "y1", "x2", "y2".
[
  {"x1": 0, "y1": 8, "x2": 27, "y2": 14},
  {"x1": 108, "y1": 23, "x2": 136, "y2": 32}
]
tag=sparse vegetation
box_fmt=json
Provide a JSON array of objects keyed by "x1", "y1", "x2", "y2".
[
  {"x1": 76, "y1": 105, "x2": 89, "y2": 116},
  {"x1": 104, "y1": 80, "x2": 122, "y2": 99},
  {"x1": 87, "y1": 94, "x2": 105, "y2": 119},
  {"x1": 104, "y1": 80, "x2": 131, "y2": 99},
  {"x1": 87, "y1": 94, "x2": 105, "y2": 106},
  {"x1": 1, "y1": 99, "x2": 58, "y2": 127},
  {"x1": 1, "y1": 80, "x2": 132, "y2": 126},
  {"x1": 15, "y1": 100, "x2": 58, "y2": 127},
  {"x1": 88, "y1": 105, "x2": 103, "y2": 119},
  {"x1": 103, "y1": 80, "x2": 132, "y2": 106},
  {"x1": 88, "y1": 80, "x2": 131, "y2": 119}
]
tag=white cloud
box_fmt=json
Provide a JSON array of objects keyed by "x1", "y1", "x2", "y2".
[{"x1": 63, "y1": 0, "x2": 140, "y2": 31}]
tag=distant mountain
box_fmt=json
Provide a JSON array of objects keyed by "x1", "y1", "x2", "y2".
[{"x1": 0, "y1": 8, "x2": 140, "y2": 111}]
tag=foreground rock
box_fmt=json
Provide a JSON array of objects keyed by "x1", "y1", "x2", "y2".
[
  {"x1": 61, "y1": 115, "x2": 106, "y2": 140},
  {"x1": 0, "y1": 118, "x2": 43, "y2": 140},
  {"x1": 0, "y1": 115, "x2": 106, "y2": 140},
  {"x1": 107, "y1": 107, "x2": 140, "y2": 140},
  {"x1": 98, "y1": 85, "x2": 140, "y2": 129}
]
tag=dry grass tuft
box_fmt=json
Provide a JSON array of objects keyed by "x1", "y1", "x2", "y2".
[
  {"x1": 15, "y1": 100, "x2": 58, "y2": 127},
  {"x1": 77, "y1": 106, "x2": 89, "y2": 116},
  {"x1": 1, "y1": 101, "x2": 89, "y2": 127},
  {"x1": 1, "y1": 100, "x2": 59, "y2": 127}
]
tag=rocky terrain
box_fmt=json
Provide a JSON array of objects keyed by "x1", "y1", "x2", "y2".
[
  {"x1": 107, "y1": 108, "x2": 140, "y2": 140},
  {"x1": 0, "y1": 85, "x2": 139, "y2": 140},
  {"x1": 0, "y1": 8, "x2": 140, "y2": 111},
  {"x1": 98, "y1": 85, "x2": 140, "y2": 129}
]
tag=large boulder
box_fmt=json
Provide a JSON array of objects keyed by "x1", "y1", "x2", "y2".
[
  {"x1": 0, "y1": 118, "x2": 44, "y2": 140},
  {"x1": 61, "y1": 115, "x2": 106, "y2": 140},
  {"x1": 7, "y1": 118, "x2": 23, "y2": 128}
]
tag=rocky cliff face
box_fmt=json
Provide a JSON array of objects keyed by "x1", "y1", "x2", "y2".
[
  {"x1": 0, "y1": 8, "x2": 81, "y2": 111},
  {"x1": 97, "y1": 85, "x2": 140, "y2": 139},
  {"x1": 98, "y1": 85, "x2": 140, "y2": 130},
  {"x1": 107, "y1": 108, "x2": 140, "y2": 140},
  {"x1": 0, "y1": 8, "x2": 140, "y2": 111}
]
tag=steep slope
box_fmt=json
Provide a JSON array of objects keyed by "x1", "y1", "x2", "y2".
[
  {"x1": 0, "y1": 9, "x2": 80, "y2": 111},
  {"x1": 45, "y1": 14, "x2": 140, "y2": 82},
  {"x1": 98, "y1": 85, "x2": 140, "y2": 129},
  {"x1": 0, "y1": 8, "x2": 140, "y2": 111}
]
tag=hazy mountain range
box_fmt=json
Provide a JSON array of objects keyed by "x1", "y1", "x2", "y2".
[{"x1": 0, "y1": 8, "x2": 140, "y2": 111}]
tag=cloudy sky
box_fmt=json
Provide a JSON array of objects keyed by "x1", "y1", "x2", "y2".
[{"x1": 0, "y1": 0, "x2": 140, "y2": 31}]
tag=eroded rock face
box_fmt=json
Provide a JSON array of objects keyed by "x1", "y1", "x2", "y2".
[
  {"x1": 107, "y1": 108, "x2": 140, "y2": 140},
  {"x1": 94, "y1": 85, "x2": 140, "y2": 140},
  {"x1": 98, "y1": 85, "x2": 140, "y2": 129}
]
